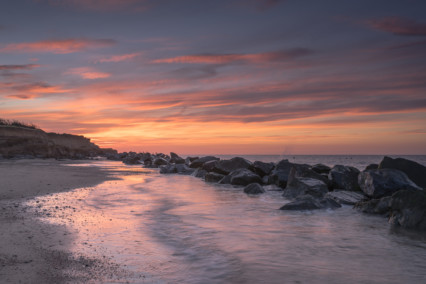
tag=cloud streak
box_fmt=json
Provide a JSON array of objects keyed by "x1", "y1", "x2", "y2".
[
  {"x1": 367, "y1": 17, "x2": 426, "y2": 36},
  {"x1": 0, "y1": 38, "x2": 116, "y2": 54},
  {"x1": 0, "y1": 64, "x2": 40, "y2": 70},
  {"x1": 153, "y1": 48, "x2": 313, "y2": 65},
  {"x1": 97, "y1": 52, "x2": 142, "y2": 63},
  {"x1": 66, "y1": 67, "x2": 111, "y2": 79}
]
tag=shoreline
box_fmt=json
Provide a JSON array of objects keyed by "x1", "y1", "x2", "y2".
[{"x1": 0, "y1": 159, "x2": 124, "y2": 283}]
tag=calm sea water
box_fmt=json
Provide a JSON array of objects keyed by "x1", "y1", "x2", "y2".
[{"x1": 27, "y1": 156, "x2": 426, "y2": 283}]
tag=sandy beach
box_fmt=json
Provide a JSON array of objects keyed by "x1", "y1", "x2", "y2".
[{"x1": 0, "y1": 159, "x2": 122, "y2": 283}]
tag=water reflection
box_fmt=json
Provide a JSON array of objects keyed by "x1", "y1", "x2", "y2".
[{"x1": 28, "y1": 161, "x2": 426, "y2": 284}]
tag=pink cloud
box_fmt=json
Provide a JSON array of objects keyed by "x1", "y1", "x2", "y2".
[
  {"x1": 97, "y1": 52, "x2": 142, "y2": 63},
  {"x1": 0, "y1": 38, "x2": 116, "y2": 54},
  {"x1": 3, "y1": 82, "x2": 72, "y2": 100},
  {"x1": 367, "y1": 17, "x2": 426, "y2": 36},
  {"x1": 66, "y1": 67, "x2": 111, "y2": 79},
  {"x1": 153, "y1": 48, "x2": 312, "y2": 64}
]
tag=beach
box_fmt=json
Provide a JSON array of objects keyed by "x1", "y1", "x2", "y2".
[{"x1": 0, "y1": 159, "x2": 122, "y2": 283}]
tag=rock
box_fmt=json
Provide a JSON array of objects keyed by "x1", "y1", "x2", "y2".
[
  {"x1": 270, "y1": 159, "x2": 294, "y2": 188},
  {"x1": 218, "y1": 175, "x2": 232, "y2": 184},
  {"x1": 379, "y1": 156, "x2": 426, "y2": 188},
  {"x1": 250, "y1": 161, "x2": 275, "y2": 177},
  {"x1": 170, "y1": 152, "x2": 185, "y2": 164},
  {"x1": 325, "y1": 190, "x2": 366, "y2": 205},
  {"x1": 292, "y1": 165, "x2": 331, "y2": 189},
  {"x1": 189, "y1": 156, "x2": 220, "y2": 168},
  {"x1": 205, "y1": 172, "x2": 225, "y2": 183},
  {"x1": 263, "y1": 184, "x2": 283, "y2": 191},
  {"x1": 311, "y1": 164, "x2": 331, "y2": 174},
  {"x1": 122, "y1": 155, "x2": 141, "y2": 165},
  {"x1": 280, "y1": 195, "x2": 341, "y2": 211},
  {"x1": 358, "y1": 169, "x2": 422, "y2": 199},
  {"x1": 283, "y1": 169, "x2": 329, "y2": 199},
  {"x1": 159, "y1": 164, "x2": 175, "y2": 174},
  {"x1": 328, "y1": 165, "x2": 360, "y2": 191},
  {"x1": 192, "y1": 168, "x2": 207, "y2": 178},
  {"x1": 243, "y1": 183, "x2": 265, "y2": 194},
  {"x1": 175, "y1": 164, "x2": 195, "y2": 175},
  {"x1": 262, "y1": 175, "x2": 274, "y2": 185},
  {"x1": 212, "y1": 157, "x2": 252, "y2": 175},
  {"x1": 354, "y1": 196, "x2": 392, "y2": 215},
  {"x1": 202, "y1": 160, "x2": 219, "y2": 172},
  {"x1": 153, "y1": 157, "x2": 169, "y2": 166},
  {"x1": 365, "y1": 164, "x2": 379, "y2": 171},
  {"x1": 229, "y1": 169, "x2": 262, "y2": 186},
  {"x1": 389, "y1": 190, "x2": 426, "y2": 230}
]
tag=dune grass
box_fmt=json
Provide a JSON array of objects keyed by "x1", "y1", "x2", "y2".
[{"x1": 0, "y1": 118, "x2": 39, "y2": 130}]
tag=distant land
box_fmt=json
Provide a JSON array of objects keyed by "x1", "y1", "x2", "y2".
[{"x1": 0, "y1": 119, "x2": 117, "y2": 159}]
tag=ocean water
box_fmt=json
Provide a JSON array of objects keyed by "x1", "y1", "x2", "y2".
[{"x1": 27, "y1": 156, "x2": 426, "y2": 283}]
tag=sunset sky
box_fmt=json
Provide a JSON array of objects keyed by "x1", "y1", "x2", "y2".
[{"x1": 1, "y1": 0, "x2": 425, "y2": 155}]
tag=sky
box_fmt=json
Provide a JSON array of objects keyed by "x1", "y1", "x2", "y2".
[{"x1": 0, "y1": 0, "x2": 426, "y2": 155}]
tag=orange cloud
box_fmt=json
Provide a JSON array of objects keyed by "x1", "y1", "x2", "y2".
[
  {"x1": 97, "y1": 52, "x2": 142, "y2": 63},
  {"x1": 66, "y1": 67, "x2": 111, "y2": 79},
  {"x1": 0, "y1": 38, "x2": 116, "y2": 54},
  {"x1": 153, "y1": 48, "x2": 312, "y2": 64}
]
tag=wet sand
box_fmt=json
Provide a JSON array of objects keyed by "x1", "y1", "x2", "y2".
[{"x1": 0, "y1": 159, "x2": 124, "y2": 283}]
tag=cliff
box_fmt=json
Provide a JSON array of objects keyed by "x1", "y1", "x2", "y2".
[{"x1": 0, "y1": 125, "x2": 116, "y2": 159}]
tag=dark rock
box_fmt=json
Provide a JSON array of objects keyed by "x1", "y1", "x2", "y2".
[
  {"x1": 213, "y1": 157, "x2": 252, "y2": 175},
  {"x1": 202, "y1": 160, "x2": 219, "y2": 172},
  {"x1": 205, "y1": 172, "x2": 225, "y2": 183},
  {"x1": 292, "y1": 165, "x2": 331, "y2": 189},
  {"x1": 250, "y1": 161, "x2": 275, "y2": 177},
  {"x1": 192, "y1": 168, "x2": 207, "y2": 178},
  {"x1": 153, "y1": 157, "x2": 169, "y2": 166},
  {"x1": 159, "y1": 164, "x2": 175, "y2": 174},
  {"x1": 262, "y1": 175, "x2": 274, "y2": 185},
  {"x1": 280, "y1": 195, "x2": 341, "y2": 211},
  {"x1": 229, "y1": 169, "x2": 262, "y2": 186},
  {"x1": 270, "y1": 159, "x2": 294, "y2": 188},
  {"x1": 244, "y1": 183, "x2": 265, "y2": 194},
  {"x1": 218, "y1": 175, "x2": 232, "y2": 184},
  {"x1": 358, "y1": 169, "x2": 421, "y2": 199},
  {"x1": 325, "y1": 191, "x2": 366, "y2": 205},
  {"x1": 175, "y1": 164, "x2": 195, "y2": 175},
  {"x1": 263, "y1": 184, "x2": 283, "y2": 191},
  {"x1": 354, "y1": 196, "x2": 391, "y2": 215},
  {"x1": 311, "y1": 164, "x2": 331, "y2": 174},
  {"x1": 189, "y1": 156, "x2": 220, "y2": 168},
  {"x1": 389, "y1": 190, "x2": 426, "y2": 230},
  {"x1": 283, "y1": 168, "x2": 328, "y2": 199},
  {"x1": 170, "y1": 152, "x2": 185, "y2": 164},
  {"x1": 328, "y1": 165, "x2": 360, "y2": 191},
  {"x1": 365, "y1": 164, "x2": 379, "y2": 171},
  {"x1": 122, "y1": 155, "x2": 141, "y2": 165},
  {"x1": 379, "y1": 156, "x2": 426, "y2": 188}
]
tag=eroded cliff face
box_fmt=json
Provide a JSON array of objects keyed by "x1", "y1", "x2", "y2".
[{"x1": 0, "y1": 126, "x2": 111, "y2": 159}]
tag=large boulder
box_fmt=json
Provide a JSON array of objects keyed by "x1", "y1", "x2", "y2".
[
  {"x1": 243, "y1": 183, "x2": 265, "y2": 195},
  {"x1": 328, "y1": 165, "x2": 360, "y2": 191},
  {"x1": 229, "y1": 169, "x2": 262, "y2": 186},
  {"x1": 218, "y1": 175, "x2": 232, "y2": 184},
  {"x1": 192, "y1": 168, "x2": 207, "y2": 178},
  {"x1": 325, "y1": 190, "x2": 366, "y2": 205},
  {"x1": 279, "y1": 195, "x2": 341, "y2": 211},
  {"x1": 283, "y1": 170, "x2": 329, "y2": 199},
  {"x1": 389, "y1": 190, "x2": 426, "y2": 230},
  {"x1": 160, "y1": 164, "x2": 194, "y2": 174},
  {"x1": 122, "y1": 155, "x2": 141, "y2": 165},
  {"x1": 269, "y1": 160, "x2": 295, "y2": 188},
  {"x1": 212, "y1": 157, "x2": 252, "y2": 175},
  {"x1": 250, "y1": 161, "x2": 275, "y2": 177},
  {"x1": 358, "y1": 169, "x2": 422, "y2": 199},
  {"x1": 379, "y1": 156, "x2": 426, "y2": 188},
  {"x1": 202, "y1": 160, "x2": 219, "y2": 172},
  {"x1": 170, "y1": 152, "x2": 185, "y2": 164},
  {"x1": 311, "y1": 164, "x2": 331, "y2": 175},
  {"x1": 354, "y1": 196, "x2": 392, "y2": 215},
  {"x1": 153, "y1": 157, "x2": 169, "y2": 166},
  {"x1": 205, "y1": 172, "x2": 225, "y2": 183},
  {"x1": 365, "y1": 164, "x2": 379, "y2": 171},
  {"x1": 189, "y1": 156, "x2": 220, "y2": 168}
]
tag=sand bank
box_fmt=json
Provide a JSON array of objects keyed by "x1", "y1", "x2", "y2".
[{"x1": 0, "y1": 159, "x2": 124, "y2": 283}]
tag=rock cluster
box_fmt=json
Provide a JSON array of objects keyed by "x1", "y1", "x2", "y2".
[{"x1": 146, "y1": 153, "x2": 425, "y2": 231}]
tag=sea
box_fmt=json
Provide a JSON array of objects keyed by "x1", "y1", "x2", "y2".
[{"x1": 27, "y1": 155, "x2": 426, "y2": 283}]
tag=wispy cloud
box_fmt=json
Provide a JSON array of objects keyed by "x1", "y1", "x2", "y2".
[
  {"x1": 66, "y1": 67, "x2": 111, "y2": 79},
  {"x1": 0, "y1": 64, "x2": 40, "y2": 70},
  {"x1": 3, "y1": 82, "x2": 72, "y2": 100},
  {"x1": 0, "y1": 38, "x2": 116, "y2": 54},
  {"x1": 43, "y1": 0, "x2": 149, "y2": 12},
  {"x1": 97, "y1": 52, "x2": 142, "y2": 63},
  {"x1": 366, "y1": 17, "x2": 426, "y2": 36},
  {"x1": 153, "y1": 48, "x2": 313, "y2": 65}
]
